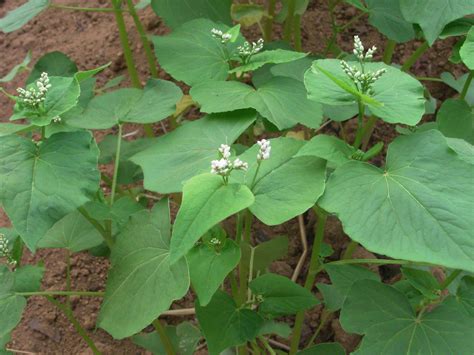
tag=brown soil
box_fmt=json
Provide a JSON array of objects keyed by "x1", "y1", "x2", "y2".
[{"x1": 0, "y1": 0, "x2": 465, "y2": 353}]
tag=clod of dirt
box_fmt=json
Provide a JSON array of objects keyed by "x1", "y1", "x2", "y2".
[{"x1": 331, "y1": 319, "x2": 361, "y2": 353}]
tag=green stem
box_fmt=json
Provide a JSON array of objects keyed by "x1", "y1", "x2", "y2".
[
  {"x1": 238, "y1": 210, "x2": 254, "y2": 305},
  {"x1": 305, "y1": 309, "x2": 331, "y2": 348},
  {"x1": 416, "y1": 76, "x2": 444, "y2": 82},
  {"x1": 247, "y1": 246, "x2": 255, "y2": 302},
  {"x1": 250, "y1": 162, "x2": 262, "y2": 189},
  {"x1": 41, "y1": 126, "x2": 46, "y2": 141},
  {"x1": 110, "y1": 124, "x2": 123, "y2": 206},
  {"x1": 339, "y1": 11, "x2": 367, "y2": 31},
  {"x1": 401, "y1": 41, "x2": 429, "y2": 72},
  {"x1": 77, "y1": 207, "x2": 113, "y2": 248},
  {"x1": 439, "y1": 269, "x2": 462, "y2": 290},
  {"x1": 50, "y1": 3, "x2": 121, "y2": 13},
  {"x1": 353, "y1": 100, "x2": 365, "y2": 148},
  {"x1": 360, "y1": 115, "x2": 377, "y2": 150},
  {"x1": 263, "y1": 0, "x2": 277, "y2": 42},
  {"x1": 289, "y1": 207, "x2": 327, "y2": 354},
  {"x1": 112, "y1": 0, "x2": 141, "y2": 88},
  {"x1": 383, "y1": 39, "x2": 396, "y2": 64},
  {"x1": 18, "y1": 290, "x2": 104, "y2": 297},
  {"x1": 258, "y1": 336, "x2": 276, "y2": 355},
  {"x1": 293, "y1": 14, "x2": 303, "y2": 51},
  {"x1": 126, "y1": 0, "x2": 159, "y2": 78},
  {"x1": 66, "y1": 251, "x2": 72, "y2": 310},
  {"x1": 46, "y1": 296, "x2": 102, "y2": 355},
  {"x1": 283, "y1": 0, "x2": 296, "y2": 42},
  {"x1": 153, "y1": 320, "x2": 176, "y2": 355},
  {"x1": 460, "y1": 71, "x2": 473, "y2": 100},
  {"x1": 342, "y1": 240, "x2": 358, "y2": 259}
]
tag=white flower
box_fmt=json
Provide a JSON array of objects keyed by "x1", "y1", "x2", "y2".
[
  {"x1": 257, "y1": 139, "x2": 271, "y2": 161},
  {"x1": 353, "y1": 35, "x2": 365, "y2": 60},
  {"x1": 238, "y1": 39, "x2": 264, "y2": 62},
  {"x1": 0, "y1": 233, "x2": 8, "y2": 257},
  {"x1": 211, "y1": 28, "x2": 232, "y2": 44},
  {"x1": 232, "y1": 158, "x2": 248, "y2": 171},
  {"x1": 211, "y1": 158, "x2": 231, "y2": 176},
  {"x1": 218, "y1": 144, "x2": 231, "y2": 159},
  {"x1": 209, "y1": 237, "x2": 221, "y2": 246},
  {"x1": 365, "y1": 46, "x2": 377, "y2": 60},
  {"x1": 17, "y1": 72, "x2": 51, "y2": 110},
  {"x1": 210, "y1": 144, "x2": 248, "y2": 178}
]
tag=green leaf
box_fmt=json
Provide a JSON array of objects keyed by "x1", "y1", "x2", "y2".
[
  {"x1": 66, "y1": 79, "x2": 182, "y2": 129},
  {"x1": 343, "y1": 0, "x2": 368, "y2": 11},
  {"x1": 229, "y1": 50, "x2": 308, "y2": 73},
  {"x1": 231, "y1": 4, "x2": 265, "y2": 27},
  {"x1": 441, "y1": 72, "x2": 474, "y2": 106},
  {"x1": 317, "y1": 264, "x2": 380, "y2": 311},
  {"x1": 250, "y1": 273, "x2": 319, "y2": 316},
  {"x1": 400, "y1": 0, "x2": 474, "y2": 45},
  {"x1": 152, "y1": 19, "x2": 243, "y2": 85},
  {"x1": 275, "y1": 0, "x2": 310, "y2": 22},
  {"x1": 0, "y1": 0, "x2": 50, "y2": 33},
  {"x1": 457, "y1": 275, "x2": 474, "y2": 316},
  {"x1": 460, "y1": 26, "x2": 474, "y2": 70},
  {"x1": 258, "y1": 320, "x2": 291, "y2": 338},
  {"x1": 297, "y1": 342, "x2": 345, "y2": 355},
  {"x1": 27, "y1": 51, "x2": 78, "y2": 84},
  {"x1": 243, "y1": 236, "x2": 289, "y2": 276},
  {"x1": 196, "y1": 290, "x2": 264, "y2": 355},
  {"x1": 170, "y1": 174, "x2": 254, "y2": 264},
  {"x1": 0, "y1": 51, "x2": 32, "y2": 83},
  {"x1": 131, "y1": 111, "x2": 256, "y2": 193},
  {"x1": 132, "y1": 321, "x2": 201, "y2": 355},
  {"x1": 151, "y1": 0, "x2": 232, "y2": 29},
  {"x1": 305, "y1": 59, "x2": 426, "y2": 125},
  {"x1": 320, "y1": 130, "x2": 474, "y2": 272},
  {"x1": 0, "y1": 266, "x2": 26, "y2": 338},
  {"x1": 440, "y1": 18, "x2": 474, "y2": 38},
  {"x1": 436, "y1": 98, "x2": 474, "y2": 144},
  {"x1": 232, "y1": 138, "x2": 326, "y2": 225},
  {"x1": 13, "y1": 265, "x2": 44, "y2": 293},
  {"x1": 188, "y1": 239, "x2": 241, "y2": 306},
  {"x1": 0, "y1": 132, "x2": 100, "y2": 251},
  {"x1": 296, "y1": 134, "x2": 357, "y2": 168},
  {"x1": 37, "y1": 210, "x2": 103, "y2": 253},
  {"x1": 401, "y1": 267, "x2": 440, "y2": 299},
  {"x1": 0, "y1": 333, "x2": 12, "y2": 355},
  {"x1": 98, "y1": 206, "x2": 190, "y2": 339},
  {"x1": 340, "y1": 279, "x2": 474, "y2": 354},
  {"x1": 191, "y1": 77, "x2": 323, "y2": 130},
  {"x1": 0, "y1": 123, "x2": 32, "y2": 137},
  {"x1": 365, "y1": 0, "x2": 415, "y2": 43}
]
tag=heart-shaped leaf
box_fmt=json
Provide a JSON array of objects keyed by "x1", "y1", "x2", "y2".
[{"x1": 0, "y1": 0, "x2": 50, "y2": 33}]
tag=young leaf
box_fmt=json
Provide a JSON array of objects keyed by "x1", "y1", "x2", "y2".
[
  {"x1": 0, "y1": 131, "x2": 100, "y2": 251},
  {"x1": 232, "y1": 138, "x2": 326, "y2": 225},
  {"x1": 250, "y1": 273, "x2": 319, "y2": 316},
  {"x1": 0, "y1": 266, "x2": 27, "y2": 338},
  {"x1": 319, "y1": 130, "x2": 474, "y2": 272},
  {"x1": 196, "y1": 290, "x2": 264, "y2": 355},
  {"x1": 191, "y1": 77, "x2": 323, "y2": 130},
  {"x1": 340, "y1": 280, "x2": 474, "y2": 354},
  {"x1": 37, "y1": 210, "x2": 103, "y2": 253},
  {"x1": 460, "y1": 26, "x2": 474, "y2": 70},
  {"x1": 229, "y1": 50, "x2": 308, "y2": 73},
  {"x1": 13, "y1": 265, "x2": 44, "y2": 293},
  {"x1": 241, "y1": 236, "x2": 289, "y2": 276},
  {"x1": 436, "y1": 98, "x2": 474, "y2": 144},
  {"x1": 305, "y1": 59, "x2": 426, "y2": 125},
  {"x1": 297, "y1": 342, "x2": 345, "y2": 355},
  {"x1": 152, "y1": 19, "x2": 243, "y2": 85},
  {"x1": 27, "y1": 51, "x2": 78, "y2": 84},
  {"x1": 0, "y1": 0, "x2": 50, "y2": 33},
  {"x1": 317, "y1": 264, "x2": 380, "y2": 311},
  {"x1": 98, "y1": 206, "x2": 189, "y2": 339},
  {"x1": 151, "y1": 0, "x2": 232, "y2": 29},
  {"x1": 131, "y1": 111, "x2": 256, "y2": 193},
  {"x1": 170, "y1": 174, "x2": 254, "y2": 264},
  {"x1": 457, "y1": 275, "x2": 474, "y2": 316},
  {"x1": 258, "y1": 320, "x2": 292, "y2": 338},
  {"x1": 188, "y1": 239, "x2": 241, "y2": 306},
  {"x1": 401, "y1": 267, "x2": 440, "y2": 299},
  {"x1": 0, "y1": 51, "x2": 32, "y2": 83},
  {"x1": 231, "y1": 4, "x2": 265, "y2": 27},
  {"x1": 400, "y1": 0, "x2": 474, "y2": 45},
  {"x1": 441, "y1": 72, "x2": 474, "y2": 106},
  {"x1": 0, "y1": 123, "x2": 32, "y2": 137}
]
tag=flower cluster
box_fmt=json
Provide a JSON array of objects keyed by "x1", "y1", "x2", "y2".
[
  {"x1": 0, "y1": 233, "x2": 16, "y2": 267},
  {"x1": 211, "y1": 144, "x2": 249, "y2": 178},
  {"x1": 211, "y1": 28, "x2": 232, "y2": 44},
  {"x1": 16, "y1": 72, "x2": 51, "y2": 110},
  {"x1": 340, "y1": 36, "x2": 386, "y2": 95},
  {"x1": 257, "y1": 139, "x2": 271, "y2": 161},
  {"x1": 238, "y1": 39, "x2": 264, "y2": 63}
]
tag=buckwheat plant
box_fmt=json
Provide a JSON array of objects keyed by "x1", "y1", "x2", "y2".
[
  {"x1": 0, "y1": 233, "x2": 16, "y2": 267},
  {"x1": 211, "y1": 28, "x2": 232, "y2": 44},
  {"x1": 237, "y1": 39, "x2": 264, "y2": 64},
  {"x1": 211, "y1": 144, "x2": 248, "y2": 183},
  {"x1": 16, "y1": 72, "x2": 51, "y2": 110}
]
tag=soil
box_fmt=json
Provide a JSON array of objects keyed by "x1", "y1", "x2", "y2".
[{"x1": 0, "y1": 0, "x2": 466, "y2": 354}]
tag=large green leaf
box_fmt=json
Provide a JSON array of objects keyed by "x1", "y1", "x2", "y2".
[
  {"x1": 98, "y1": 205, "x2": 189, "y2": 339},
  {"x1": 131, "y1": 111, "x2": 256, "y2": 193},
  {"x1": 170, "y1": 174, "x2": 254, "y2": 264},
  {"x1": 305, "y1": 59, "x2": 426, "y2": 125},
  {"x1": 151, "y1": 0, "x2": 232, "y2": 29},
  {"x1": 320, "y1": 130, "x2": 474, "y2": 271},
  {"x1": 232, "y1": 138, "x2": 326, "y2": 225},
  {"x1": 457, "y1": 275, "x2": 474, "y2": 316},
  {"x1": 27, "y1": 51, "x2": 78, "y2": 84},
  {"x1": 297, "y1": 343, "x2": 345, "y2": 355},
  {"x1": 196, "y1": 290, "x2": 264, "y2": 355},
  {"x1": 250, "y1": 273, "x2": 319, "y2": 316},
  {"x1": 229, "y1": 50, "x2": 308, "y2": 73},
  {"x1": 152, "y1": 19, "x2": 243, "y2": 85},
  {"x1": 37, "y1": 210, "x2": 103, "y2": 253},
  {"x1": 365, "y1": 0, "x2": 415, "y2": 43},
  {"x1": 0, "y1": 123, "x2": 32, "y2": 137},
  {"x1": 0, "y1": 266, "x2": 26, "y2": 338},
  {"x1": 13, "y1": 265, "x2": 44, "y2": 293},
  {"x1": 0, "y1": 0, "x2": 50, "y2": 33},
  {"x1": 400, "y1": 0, "x2": 474, "y2": 45},
  {"x1": 317, "y1": 264, "x2": 380, "y2": 311},
  {"x1": 188, "y1": 239, "x2": 241, "y2": 306},
  {"x1": 0, "y1": 132, "x2": 100, "y2": 251},
  {"x1": 191, "y1": 77, "x2": 323, "y2": 130},
  {"x1": 436, "y1": 98, "x2": 474, "y2": 144},
  {"x1": 460, "y1": 26, "x2": 474, "y2": 70},
  {"x1": 66, "y1": 79, "x2": 182, "y2": 129},
  {"x1": 340, "y1": 280, "x2": 474, "y2": 354}
]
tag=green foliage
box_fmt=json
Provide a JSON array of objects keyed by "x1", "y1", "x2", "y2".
[
  {"x1": 231, "y1": 4, "x2": 265, "y2": 27},
  {"x1": 229, "y1": 50, "x2": 308, "y2": 73},
  {"x1": 436, "y1": 98, "x2": 474, "y2": 144},
  {"x1": 296, "y1": 134, "x2": 356, "y2": 168},
  {"x1": 0, "y1": 266, "x2": 27, "y2": 338},
  {"x1": 241, "y1": 236, "x2": 289, "y2": 276},
  {"x1": 297, "y1": 342, "x2": 345, "y2": 355},
  {"x1": 401, "y1": 267, "x2": 440, "y2": 299},
  {"x1": 0, "y1": 0, "x2": 50, "y2": 33},
  {"x1": 13, "y1": 265, "x2": 44, "y2": 293},
  {"x1": 27, "y1": 51, "x2": 78, "y2": 84},
  {"x1": 457, "y1": 275, "x2": 474, "y2": 316},
  {"x1": 0, "y1": 51, "x2": 32, "y2": 83},
  {"x1": 460, "y1": 26, "x2": 474, "y2": 69}
]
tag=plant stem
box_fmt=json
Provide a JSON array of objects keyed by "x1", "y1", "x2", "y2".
[
  {"x1": 416, "y1": 76, "x2": 444, "y2": 82},
  {"x1": 283, "y1": 0, "x2": 297, "y2": 43},
  {"x1": 112, "y1": 0, "x2": 141, "y2": 88},
  {"x1": 236, "y1": 211, "x2": 244, "y2": 244},
  {"x1": 294, "y1": 14, "x2": 303, "y2": 51},
  {"x1": 305, "y1": 309, "x2": 331, "y2": 348},
  {"x1": 258, "y1": 336, "x2": 276, "y2": 355},
  {"x1": 289, "y1": 207, "x2": 327, "y2": 354},
  {"x1": 66, "y1": 250, "x2": 72, "y2": 310},
  {"x1": 342, "y1": 240, "x2": 358, "y2": 259},
  {"x1": 460, "y1": 71, "x2": 473, "y2": 100},
  {"x1": 247, "y1": 246, "x2": 255, "y2": 302},
  {"x1": 238, "y1": 210, "x2": 254, "y2": 304},
  {"x1": 46, "y1": 296, "x2": 102, "y2": 355},
  {"x1": 110, "y1": 124, "x2": 123, "y2": 206},
  {"x1": 250, "y1": 162, "x2": 262, "y2": 189},
  {"x1": 439, "y1": 269, "x2": 462, "y2": 290},
  {"x1": 353, "y1": 100, "x2": 365, "y2": 148},
  {"x1": 152, "y1": 320, "x2": 176, "y2": 355},
  {"x1": 383, "y1": 39, "x2": 396, "y2": 64},
  {"x1": 77, "y1": 207, "x2": 113, "y2": 248},
  {"x1": 401, "y1": 41, "x2": 429, "y2": 72},
  {"x1": 50, "y1": 4, "x2": 121, "y2": 13},
  {"x1": 126, "y1": 0, "x2": 159, "y2": 78},
  {"x1": 264, "y1": 0, "x2": 277, "y2": 41},
  {"x1": 18, "y1": 291, "x2": 104, "y2": 297},
  {"x1": 361, "y1": 115, "x2": 377, "y2": 150}
]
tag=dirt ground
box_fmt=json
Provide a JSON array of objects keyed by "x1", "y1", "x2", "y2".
[{"x1": 0, "y1": 0, "x2": 464, "y2": 354}]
